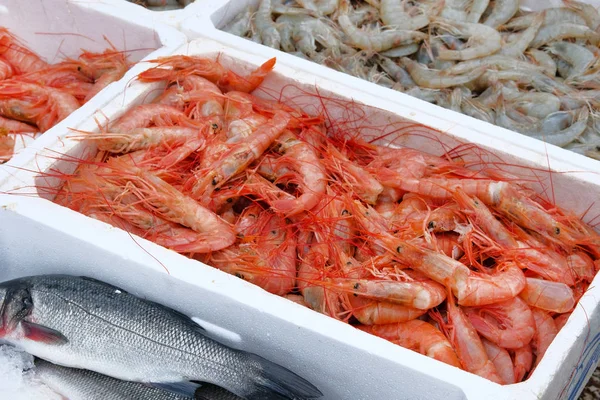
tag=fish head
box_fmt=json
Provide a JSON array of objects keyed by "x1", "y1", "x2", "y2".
[{"x1": 0, "y1": 283, "x2": 33, "y2": 336}]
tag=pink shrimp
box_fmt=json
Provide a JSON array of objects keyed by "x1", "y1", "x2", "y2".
[
  {"x1": 445, "y1": 294, "x2": 503, "y2": 383},
  {"x1": 0, "y1": 28, "x2": 48, "y2": 74},
  {"x1": 481, "y1": 338, "x2": 516, "y2": 384},
  {"x1": 519, "y1": 278, "x2": 575, "y2": 313},
  {"x1": 553, "y1": 312, "x2": 571, "y2": 331},
  {"x1": 189, "y1": 111, "x2": 291, "y2": 201},
  {"x1": 104, "y1": 158, "x2": 236, "y2": 252},
  {"x1": 464, "y1": 297, "x2": 535, "y2": 349},
  {"x1": 207, "y1": 207, "x2": 296, "y2": 295},
  {"x1": 0, "y1": 80, "x2": 79, "y2": 132},
  {"x1": 567, "y1": 251, "x2": 596, "y2": 283},
  {"x1": 347, "y1": 295, "x2": 427, "y2": 325},
  {"x1": 0, "y1": 58, "x2": 13, "y2": 80},
  {"x1": 267, "y1": 131, "x2": 327, "y2": 216},
  {"x1": 358, "y1": 320, "x2": 462, "y2": 368},
  {"x1": 109, "y1": 104, "x2": 196, "y2": 133},
  {"x1": 531, "y1": 308, "x2": 558, "y2": 367},
  {"x1": 512, "y1": 344, "x2": 533, "y2": 382},
  {"x1": 0, "y1": 115, "x2": 35, "y2": 132}
]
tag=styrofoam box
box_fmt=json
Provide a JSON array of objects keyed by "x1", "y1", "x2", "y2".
[
  {"x1": 2, "y1": 35, "x2": 600, "y2": 400},
  {"x1": 0, "y1": 0, "x2": 186, "y2": 184},
  {"x1": 103, "y1": 0, "x2": 209, "y2": 29},
  {"x1": 180, "y1": 0, "x2": 600, "y2": 169}
]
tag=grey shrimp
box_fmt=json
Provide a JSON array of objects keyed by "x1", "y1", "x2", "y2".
[
  {"x1": 297, "y1": 0, "x2": 339, "y2": 16},
  {"x1": 401, "y1": 57, "x2": 486, "y2": 89},
  {"x1": 256, "y1": 0, "x2": 281, "y2": 49},
  {"x1": 483, "y1": 0, "x2": 519, "y2": 28},
  {"x1": 530, "y1": 107, "x2": 590, "y2": 147},
  {"x1": 563, "y1": 0, "x2": 600, "y2": 31},
  {"x1": 338, "y1": 0, "x2": 427, "y2": 52},
  {"x1": 443, "y1": 55, "x2": 545, "y2": 75},
  {"x1": 432, "y1": 18, "x2": 502, "y2": 60},
  {"x1": 500, "y1": 13, "x2": 544, "y2": 58},
  {"x1": 526, "y1": 49, "x2": 557, "y2": 77},
  {"x1": 548, "y1": 41, "x2": 596, "y2": 80},
  {"x1": 380, "y1": 0, "x2": 430, "y2": 30},
  {"x1": 502, "y1": 8, "x2": 586, "y2": 31},
  {"x1": 466, "y1": 0, "x2": 490, "y2": 24},
  {"x1": 529, "y1": 23, "x2": 600, "y2": 48}
]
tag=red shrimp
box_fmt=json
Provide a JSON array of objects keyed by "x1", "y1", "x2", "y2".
[
  {"x1": 0, "y1": 115, "x2": 35, "y2": 132},
  {"x1": 0, "y1": 28, "x2": 48, "y2": 73},
  {"x1": 464, "y1": 297, "x2": 535, "y2": 349},
  {"x1": 347, "y1": 295, "x2": 427, "y2": 325},
  {"x1": 531, "y1": 308, "x2": 558, "y2": 367},
  {"x1": 519, "y1": 278, "x2": 575, "y2": 313},
  {"x1": 109, "y1": 104, "x2": 196, "y2": 132},
  {"x1": 358, "y1": 320, "x2": 462, "y2": 368},
  {"x1": 512, "y1": 344, "x2": 533, "y2": 382},
  {"x1": 0, "y1": 58, "x2": 13, "y2": 80},
  {"x1": 567, "y1": 251, "x2": 596, "y2": 283},
  {"x1": 482, "y1": 338, "x2": 516, "y2": 384}
]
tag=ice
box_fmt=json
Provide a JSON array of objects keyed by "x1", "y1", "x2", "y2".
[{"x1": 0, "y1": 345, "x2": 61, "y2": 400}]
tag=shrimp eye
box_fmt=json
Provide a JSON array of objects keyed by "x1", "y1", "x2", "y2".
[
  {"x1": 235, "y1": 273, "x2": 245, "y2": 279},
  {"x1": 427, "y1": 221, "x2": 436, "y2": 230},
  {"x1": 211, "y1": 177, "x2": 219, "y2": 186},
  {"x1": 554, "y1": 227, "x2": 561, "y2": 235},
  {"x1": 271, "y1": 230, "x2": 277, "y2": 235},
  {"x1": 226, "y1": 198, "x2": 233, "y2": 203},
  {"x1": 77, "y1": 66, "x2": 81, "y2": 71},
  {"x1": 212, "y1": 123, "x2": 219, "y2": 130},
  {"x1": 213, "y1": 187, "x2": 221, "y2": 192},
  {"x1": 473, "y1": 199, "x2": 479, "y2": 206},
  {"x1": 341, "y1": 209, "x2": 349, "y2": 215},
  {"x1": 353, "y1": 283, "x2": 360, "y2": 290},
  {"x1": 396, "y1": 246, "x2": 403, "y2": 253}
]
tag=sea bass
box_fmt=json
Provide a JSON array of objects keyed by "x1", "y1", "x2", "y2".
[{"x1": 0, "y1": 275, "x2": 321, "y2": 400}]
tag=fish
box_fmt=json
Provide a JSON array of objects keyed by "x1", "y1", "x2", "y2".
[
  {"x1": 34, "y1": 358, "x2": 193, "y2": 400},
  {"x1": 0, "y1": 275, "x2": 322, "y2": 400}
]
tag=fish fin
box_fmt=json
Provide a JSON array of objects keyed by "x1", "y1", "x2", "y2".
[
  {"x1": 245, "y1": 353, "x2": 323, "y2": 399},
  {"x1": 149, "y1": 381, "x2": 202, "y2": 397},
  {"x1": 22, "y1": 321, "x2": 68, "y2": 345}
]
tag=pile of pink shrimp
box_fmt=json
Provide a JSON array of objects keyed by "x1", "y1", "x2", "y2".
[
  {"x1": 50, "y1": 54, "x2": 600, "y2": 385},
  {"x1": 0, "y1": 28, "x2": 132, "y2": 163}
]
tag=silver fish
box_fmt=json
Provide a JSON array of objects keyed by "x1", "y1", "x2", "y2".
[
  {"x1": 0, "y1": 275, "x2": 322, "y2": 400},
  {"x1": 34, "y1": 358, "x2": 192, "y2": 400}
]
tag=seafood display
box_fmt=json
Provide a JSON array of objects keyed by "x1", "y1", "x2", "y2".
[
  {"x1": 126, "y1": 0, "x2": 195, "y2": 11},
  {"x1": 224, "y1": 0, "x2": 600, "y2": 160},
  {"x1": 45, "y1": 54, "x2": 600, "y2": 386},
  {"x1": 0, "y1": 28, "x2": 133, "y2": 164},
  {"x1": 0, "y1": 274, "x2": 321, "y2": 399}
]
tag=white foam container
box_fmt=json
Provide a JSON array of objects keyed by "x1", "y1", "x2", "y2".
[
  {"x1": 0, "y1": 0, "x2": 186, "y2": 181},
  {"x1": 180, "y1": 0, "x2": 600, "y2": 169},
  {"x1": 2, "y1": 35, "x2": 600, "y2": 399},
  {"x1": 103, "y1": 0, "x2": 210, "y2": 29}
]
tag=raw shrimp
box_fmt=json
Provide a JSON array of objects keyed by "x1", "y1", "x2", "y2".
[
  {"x1": 482, "y1": 0, "x2": 519, "y2": 28},
  {"x1": 567, "y1": 252, "x2": 596, "y2": 283},
  {"x1": 512, "y1": 344, "x2": 533, "y2": 382},
  {"x1": 529, "y1": 107, "x2": 589, "y2": 147},
  {"x1": 380, "y1": 0, "x2": 430, "y2": 30},
  {"x1": 502, "y1": 8, "x2": 585, "y2": 31},
  {"x1": 499, "y1": 13, "x2": 544, "y2": 58},
  {"x1": 531, "y1": 308, "x2": 558, "y2": 367},
  {"x1": 401, "y1": 57, "x2": 485, "y2": 89},
  {"x1": 432, "y1": 18, "x2": 502, "y2": 60},
  {"x1": 0, "y1": 80, "x2": 79, "y2": 132},
  {"x1": 547, "y1": 41, "x2": 595, "y2": 80},
  {"x1": 0, "y1": 28, "x2": 48, "y2": 74},
  {"x1": 256, "y1": 0, "x2": 281, "y2": 49},
  {"x1": 0, "y1": 115, "x2": 35, "y2": 132},
  {"x1": 445, "y1": 295, "x2": 503, "y2": 383},
  {"x1": 529, "y1": 23, "x2": 600, "y2": 48},
  {"x1": 0, "y1": 58, "x2": 13, "y2": 80},
  {"x1": 358, "y1": 320, "x2": 462, "y2": 368},
  {"x1": 296, "y1": 0, "x2": 339, "y2": 15},
  {"x1": 519, "y1": 278, "x2": 575, "y2": 314},
  {"x1": 526, "y1": 49, "x2": 557, "y2": 77},
  {"x1": 467, "y1": 0, "x2": 490, "y2": 24},
  {"x1": 464, "y1": 297, "x2": 535, "y2": 349},
  {"x1": 189, "y1": 111, "x2": 290, "y2": 200},
  {"x1": 481, "y1": 338, "x2": 515, "y2": 384},
  {"x1": 338, "y1": 0, "x2": 427, "y2": 52},
  {"x1": 563, "y1": 0, "x2": 600, "y2": 31},
  {"x1": 267, "y1": 130, "x2": 327, "y2": 216},
  {"x1": 348, "y1": 295, "x2": 427, "y2": 325},
  {"x1": 106, "y1": 158, "x2": 236, "y2": 252}
]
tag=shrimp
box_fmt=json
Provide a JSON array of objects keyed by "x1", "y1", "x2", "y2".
[
  {"x1": 548, "y1": 41, "x2": 595, "y2": 80},
  {"x1": 529, "y1": 107, "x2": 589, "y2": 147},
  {"x1": 0, "y1": 81, "x2": 79, "y2": 132},
  {"x1": 512, "y1": 344, "x2": 533, "y2": 382},
  {"x1": 526, "y1": 49, "x2": 557, "y2": 77},
  {"x1": 467, "y1": 0, "x2": 490, "y2": 24},
  {"x1": 401, "y1": 57, "x2": 486, "y2": 89},
  {"x1": 502, "y1": 8, "x2": 585, "y2": 31},
  {"x1": 0, "y1": 29, "x2": 48, "y2": 74},
  {"x1": 380, "y1": 0, "x2": 430, "y2": 30},
  {"x1": 567, "y1": 251, "x2": 596, "y2": 283},
  {"x1": 0, "y1": 115, "x2": 35, "y2": 133},
  {"x1": 443, "y1": 55, "x2": 544, "y2": 76},
  {"x1": 0, "y1": 58, "x2": 13, "y2": 80},
  {"x1": 348, "y1": 295, "x2": 427, "y2": 325},
  {"x1": 445, "y1": 295, "x2": 503, "y2": 383},
  {"x1": 464, "y1": 297, "x2": 535, "y2": 349},
  {"x1": 338, "y1": 0, "x2": 427, "y2": 52},
  {"x1": 296, "y1": 0, "x2": 338, "y2": 15},
  {"x1": 529, "y1": 23, "x2": 600, "y2": 48},
  {"x1": 563, "y1": 0, "x2": 600, "y2": 31},
  {"x1": 431, "y1": 18, "x2": 502, "y2": 60},
  {"x1": 519, "y1": 278, "x2": 575, "y2": 314},
  {"x1": 105, "y1": 158, "x2": 236, "y2": 252},
  {"x1": 207, "y1": 208, "x2": 297, "y2": 295},
  {"x1": 256, "y1": 0, "x2": 281, "y2": 49},
  {"x1": 481, "y1": 338, "x2": 516, "y2": 384},
  {"x1": 334, "y1": 276, "x2": 446, "y2": 310},
  {"x1": 531, "y1": 308, "x2": 558, "y2": 367},
  {"x1": 499, "y1": 13, "x2": 545, "y2": 58},
  {"x1": 0, "y1": 132, "x2": 14, "y2": 162},
  {"x1": 321, "y1": 143, "x2": 383, "y2": 205},
  {"x1": 358, "y1": 320, "x2": 462, "y2": 368},
  {"x1": 482, "y1": 0, "x2": 519, "y2": 28},
  {"x1": 553, "y1": 313, "x2": 571, "y2": 331},
  {"x1": 267, "y1": 130, "x2": 327, "y2": 216},
  {"x1": 223, "y1": 8, "x2": 253, "y2": 37},
  {"x1": 189, "y1": 111, "x2": 290, "y2": 200}
]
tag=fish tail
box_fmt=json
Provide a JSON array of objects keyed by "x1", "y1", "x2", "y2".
[{"x1": 244, "y1": 353, "x2": 322, "y2": 399}]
